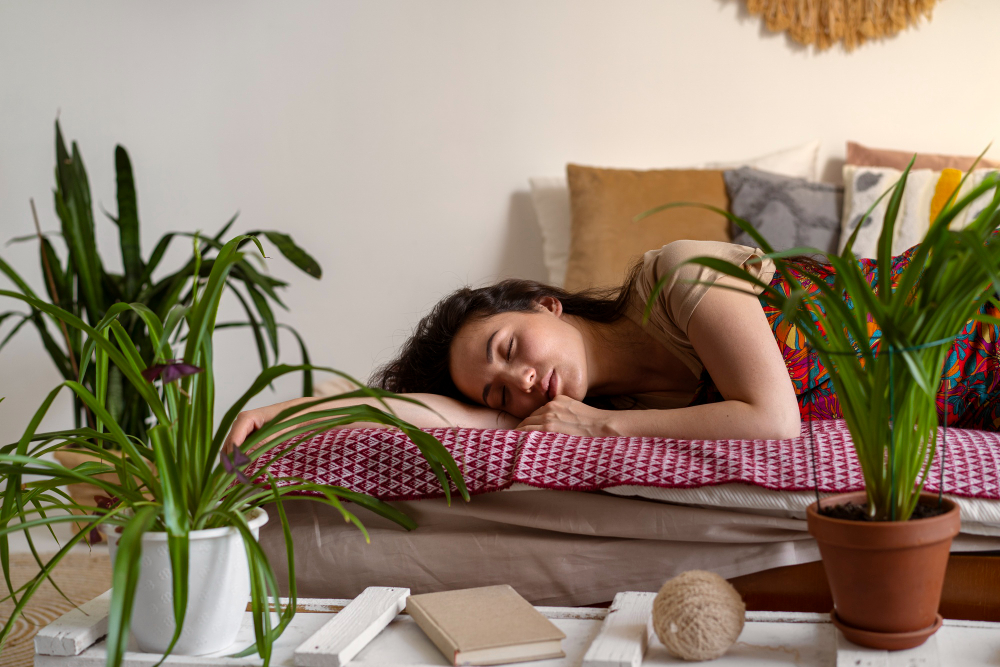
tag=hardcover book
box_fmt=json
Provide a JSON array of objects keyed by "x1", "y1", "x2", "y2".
[{"x1": 405, "y1": 585, "x2": 566, "y2": 666}]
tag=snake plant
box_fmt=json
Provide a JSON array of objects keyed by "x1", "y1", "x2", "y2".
[{"x1": 1, "y1": 120, "x2": 320, "y2": 445}]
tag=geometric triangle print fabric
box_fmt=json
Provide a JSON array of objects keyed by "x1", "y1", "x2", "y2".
[{"x1": 247, "y1": 420, "x2": 1000, "y2": 502}]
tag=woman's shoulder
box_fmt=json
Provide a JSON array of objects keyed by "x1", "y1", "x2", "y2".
[
  {"x1": 639, "y1": 240, "x2": 765, "y2": 282},
  {"x1": 633, "y1": 239, "x2": 774, "y2": 336}
]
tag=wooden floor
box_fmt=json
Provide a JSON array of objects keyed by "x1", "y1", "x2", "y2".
[{"x1": 729, "y1": 553, "x2": 1000, "y2": 621}]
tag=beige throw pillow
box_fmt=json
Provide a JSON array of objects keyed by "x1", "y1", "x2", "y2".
[
  {"x1": 564, "y1": 165, "x2": 730, "y2": 292},
  {"x1": 530, "y1": 141, "x2": 821, "y2": 287}
]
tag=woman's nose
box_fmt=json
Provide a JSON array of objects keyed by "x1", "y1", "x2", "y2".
[{"x1": 514, "y1": 366, "x2": 535, "y2": 393}]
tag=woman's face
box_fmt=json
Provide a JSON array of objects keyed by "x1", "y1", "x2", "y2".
[{"x1": 448, "y1": 297, "x2": 588, "y2": 419}]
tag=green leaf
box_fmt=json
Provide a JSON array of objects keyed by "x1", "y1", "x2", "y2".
[
  {"x1": 78, "y1": 302, "x2": 163, "y2": 385},
  {"x1": 279, "y1": 323, "x2": 313, "y2": 398},
  {"x1": 0, "y1": 518, "x2": 96, "y2": 653},
  {"x1": 39, "y1": 236, "x2": 69, "y2": 308},
  {"x1": 139, "y1": 232, "x2": 179, "y2": 288},
  {"x1": 0, "y1": 314, "x2": 31, "y2": 354},
  {"x1": 54, "y1": 121, "x2": 105, "y2": 324},
  {"x1": 114, "y1": 145, "x2": 143, "y2": 301},
  {"x1": 227, "y1": 286, "x2": 269, "y2": 376},
  {"x1": 0, "y1": 289, "x2": 169, "y2": 429},
  {"x1": 105, "y1": 505, "x2": 160, "y2": 667},
  {"x1": 214, "y1": 213, "x2": 239, "y2": 243},
  {"x1": 159, "y1": 532, "x2": 190, "y2": 663},
  {"x1": 252, "y1": 231, "x2": 322, "y2": 279},
  {"x1": 635, "y1": 202, "x2": 776, "y2": 255},
  {"x1": 0, "y1": 255, "x2": 44, "y2": 303},
  {"x1": 877, "y1": 157, "x2": 913, "y2": 305},
  {"x1": 245, "y1": 281, "x2": 279, "y2": 359},
  {"x1": 219, "y1": 507, "x2": 288, "y2": 662},
  {"x1": 6, "y1": 231, "x2": 61, "y2": 245},
  {"x1": 182, "y1": 235, "x2": 265, "y2": 368}
]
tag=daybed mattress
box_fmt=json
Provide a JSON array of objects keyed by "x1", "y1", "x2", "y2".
[{"x1": 255, "y1": 420, "x2": 1000, "y2": 605}]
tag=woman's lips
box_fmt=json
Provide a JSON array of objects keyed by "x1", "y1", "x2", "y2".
[{"x1": 546, "y1": 371, "x2": 558, "y2": 400}]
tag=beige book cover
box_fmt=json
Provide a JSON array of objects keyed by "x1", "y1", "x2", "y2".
[{"x1": 405, "y1": 585, "x2": 566, "y2": 666}]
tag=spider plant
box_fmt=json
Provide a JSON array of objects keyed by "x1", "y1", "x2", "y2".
[
  {"x1": 0, "y1": 234, "x2": 468, "y2": 666},
  {"x1": 0, "y1": 120, "x2": 320, "y2": 446},
  {"x1": 639, "y1": 157, "x2": 1000, "y2": 521}
]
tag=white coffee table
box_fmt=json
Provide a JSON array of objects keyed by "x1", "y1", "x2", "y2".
[{"x1": 31, "y1": 588, "x2": 1000, "y2": 667}]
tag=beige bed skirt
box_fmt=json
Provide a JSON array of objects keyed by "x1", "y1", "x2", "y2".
[{"x1": 259, "y1": 489, "x2": 1000, "y2": 607}]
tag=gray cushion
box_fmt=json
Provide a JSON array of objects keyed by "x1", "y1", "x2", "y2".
[{"x1": 724, "y1": 167, "x2": 843, "y2": 255}]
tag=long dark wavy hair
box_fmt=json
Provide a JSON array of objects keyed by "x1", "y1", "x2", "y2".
[
  {"x1": 370, "y1": 263, "x2": 645, "y2": 402},
  {"x1": 370, "y1": 252, "x2": 822, "y2": 404}
]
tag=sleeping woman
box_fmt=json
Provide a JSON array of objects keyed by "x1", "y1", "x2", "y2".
[{"x1": 223, "y1": 240, "x2": 1000, "y2": 452}]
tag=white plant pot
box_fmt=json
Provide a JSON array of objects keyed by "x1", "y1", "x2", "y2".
[{"x1": 104, "y1": 507, "x2": 269, "y2": 656}]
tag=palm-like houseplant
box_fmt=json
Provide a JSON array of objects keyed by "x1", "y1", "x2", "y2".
[
  {"x1": 640, "y1": 157, "x2": 1000, "y2": 648},
  {"x1": 0, "y1": 234, "x2": 468, "y2": 665},
  {"x1": 1, "y1": 121, "x2": 320, "y2": 446}
]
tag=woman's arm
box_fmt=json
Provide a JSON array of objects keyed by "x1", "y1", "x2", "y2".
[
  {"x1": 517, "y1": 277, "x2": 801, "y2": 440},
  {"x1": 223, "y1": 392, "x2": 517, "y2": 454}
]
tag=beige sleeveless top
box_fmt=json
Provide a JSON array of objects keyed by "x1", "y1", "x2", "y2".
[{"x1": 612, "y1": 240, "x2": 775, "y2": 410}]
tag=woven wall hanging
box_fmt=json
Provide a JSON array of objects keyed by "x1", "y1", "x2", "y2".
[{"x1": 744, "y1": 0, "x2": 939, "y2": 51}]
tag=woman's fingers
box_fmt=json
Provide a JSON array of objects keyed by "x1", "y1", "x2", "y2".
[
  {"x1": 222, "y1": 412, "x2": 262, "y2": 456},
  {"x1": 515, "y1": 414, "x2": 553, "y2": 431}
]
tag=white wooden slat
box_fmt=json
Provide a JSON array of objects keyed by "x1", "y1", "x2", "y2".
[
  {"x1": 294, "y1": 586, "x2": 409, "y2": 667},
  {"x1": 836, "y1": 631, "x2": 889, "y2": 667},
  {"x1": 534, "y1": 606, "x2": 608, "y2": 621},
  {"x1": 836, "y1": 630, "x2": 941, "y2": 667},
  {"x1": 887, "y1": 634, "x2": 940, "y2": 667},
  {"x1": 34, "y1": 589, "x2": 112, "y2": 656},
  {"x1": 581, "y1": 591, "x2": 655, "y2": 667},
  {"x1": 745, "y1": 610, "x2": 828, "y2": 624},
  {"x1": 253, "y1": 597, "x2": 353, "y2": 613},
  {"x1": 34, "y1": 610, "x2": 334, "y2": 667}
]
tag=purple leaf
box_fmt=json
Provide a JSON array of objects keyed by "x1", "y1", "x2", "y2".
[
  {"x1": 231, "y1": 448, "x2": 250, "y2": 467},
  {"x1": 222, "y1": 449, "x2": 252, "y2": 486},
  {"x1": 141, "y1": 364, "x2": 166, "y2": 382},
  {"x1": 142, "y1": 359, "x2": 203, "y2": 384}
]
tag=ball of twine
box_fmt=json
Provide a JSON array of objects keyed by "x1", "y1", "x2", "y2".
[{"x1": 651, "y1": 570, "x2": 746, "y2": 662}]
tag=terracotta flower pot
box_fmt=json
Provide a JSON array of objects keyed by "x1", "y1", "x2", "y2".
[{"x1": 807, "y1": 491, "x2": 960, "y2": 650}]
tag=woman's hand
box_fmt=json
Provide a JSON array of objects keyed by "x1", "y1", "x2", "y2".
[
  {"x1": 222, "y1": 392, "x2": 520, "y2": 459},
  {"x1": 515, "y1": 396, "x2": 616, "y2": 437},
  {"x1": 222, "y1": 398, "x2": 306, "y2": 456}
]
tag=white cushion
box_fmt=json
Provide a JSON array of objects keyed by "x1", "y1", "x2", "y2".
[
  {"x1": 529, "y1": 141, "x2": 821, "y2": 287},
  {"x1": 839, "y1": 165, "x2": 997, "y2": 259}
]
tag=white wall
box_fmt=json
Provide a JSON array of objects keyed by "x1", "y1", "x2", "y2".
[{"x1": 2, "y1": 0, "x2": 998, "y2": 444}]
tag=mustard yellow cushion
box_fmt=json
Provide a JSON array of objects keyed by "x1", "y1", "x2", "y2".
[{"x1": 564, "y1": 164, "x2": 731, "y2": 291}]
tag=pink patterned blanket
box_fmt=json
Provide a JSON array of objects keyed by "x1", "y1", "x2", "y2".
[{"x1": 248, "y1": 420, "x2": 1000, "y2": 502}]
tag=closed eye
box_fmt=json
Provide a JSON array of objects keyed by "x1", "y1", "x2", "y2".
[{"x1": 501, "y1": 338, "x2": 513, "y2": 407}]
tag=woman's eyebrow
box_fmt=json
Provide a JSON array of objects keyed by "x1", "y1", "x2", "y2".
[
  {"x1": 483, "y1": 330, "x2": 498, "y2": 405},
  {"x1": 486, "y1": 330, "x2": 498, "y2": 364}
]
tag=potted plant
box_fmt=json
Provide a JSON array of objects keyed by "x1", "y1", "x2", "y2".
[
  {"x1": 0, "y1": 122, "x2": 322, "y2": 541},
  {"x1": 0, "y1": 234, "x2": 468, "y2": 665},
  {"x1": 641, "y1": 158, "x2": 1000, "y2": 649},
  {"x1": 1, "y1": 119, "x2": 319, "y2": 442}
]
